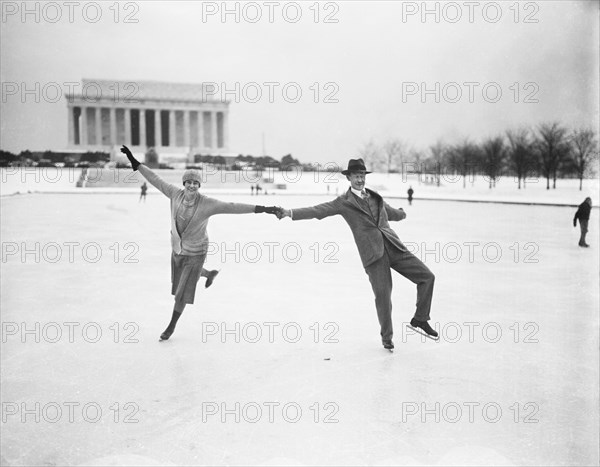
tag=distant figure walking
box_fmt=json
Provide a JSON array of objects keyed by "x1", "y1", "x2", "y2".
[
  {"x1": 573, "y1": 197, "x2": 592, "y2": 248},
  {"x1": 139, "y1": 182, "x2": 148, "y2": 202},
  {"x1": 407, "y1": 186, "x2": 414, "y2": 205},
  {"x1": 251, "y1": 185, "x2": 255, "y2": 195}
]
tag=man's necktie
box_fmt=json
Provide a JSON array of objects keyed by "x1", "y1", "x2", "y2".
[{"x1": 361, "y1": 190, "x2": 377, "y2": 219}]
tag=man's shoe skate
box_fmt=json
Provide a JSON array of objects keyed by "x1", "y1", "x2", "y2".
[
  {"x1": 408, "y1": 318, "x2": 439, "y2": 341},
  {"x1": 382, "y1": 340, "x2": 394, "y2": 351},
  {"x1": 205, "y1": 269, "x2": 220, "y2": 288}
]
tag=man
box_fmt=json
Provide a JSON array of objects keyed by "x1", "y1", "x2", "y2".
[
  {"x1": 407, "y1": 186, "x2": 414, "y2": 205},
  {"x1": 277, "y1": 158, "x2": 437, "y2": 350},
  {"x1": 120, "y1": 145, "x2": 280, "y2": 341},
  {"x1": 574, "y1": 197, "x2": 593, "y2": 247}
]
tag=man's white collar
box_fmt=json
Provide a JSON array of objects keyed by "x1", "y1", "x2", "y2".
[{"x1": 351, "y1": 187, "x2": 366, "y2": 198}]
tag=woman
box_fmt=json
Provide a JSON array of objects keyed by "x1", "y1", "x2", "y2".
[{"x1": 120, "y1": 145, "x2": 280, "y2": 341}]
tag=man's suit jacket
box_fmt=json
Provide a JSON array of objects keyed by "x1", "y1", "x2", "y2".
[{"x1": 292, "y1": 188, "x2": 407, "y2": 267}]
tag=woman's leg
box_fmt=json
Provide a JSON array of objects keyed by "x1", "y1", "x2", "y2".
[
  {"x1": 160, "y1": 301, "x2": 186, "y2": 341},
  {"x1": 200, "y1": 268, "x2": 219, "y2": 288},
  {"x1": 160, "y1": 253, "x2": 206, "y2": 341}
]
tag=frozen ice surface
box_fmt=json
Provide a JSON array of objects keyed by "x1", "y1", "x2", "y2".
[
  {"x1": 1, "y1": 168, "x2": 598, "y2": 206},
  {"x1": 1, "y1": 193, "x2": 598, "y2": 466}
]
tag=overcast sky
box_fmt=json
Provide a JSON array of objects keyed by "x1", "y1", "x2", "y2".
[{"x1": 1, "y1": 0, "x2": 598, "y2": 165}]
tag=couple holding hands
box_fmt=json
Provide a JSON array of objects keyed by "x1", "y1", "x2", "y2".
[{"x1": 120, "y1": 145, "x2": 438, "y2": 350}]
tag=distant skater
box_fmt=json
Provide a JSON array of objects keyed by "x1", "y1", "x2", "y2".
[
  {"x1": 139, "y1": 182, "x2": 147, "y2": 202},
  {"x1": 276, "y1": 158, "x2": 437, "y2": 350},
  {"x1": 573, "y1": 197, "x2": 592, "y2": 248},
  {"x1": 407, "y1": 186, "x2": 414, "y2": 205},
  {"x1": 120, "y1": 145, "x2": 280, "y2": 341}
]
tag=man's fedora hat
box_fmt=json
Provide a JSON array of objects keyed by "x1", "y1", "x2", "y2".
[{"x1": 341, "y1": 158, "x2": 372, "y2": 175}]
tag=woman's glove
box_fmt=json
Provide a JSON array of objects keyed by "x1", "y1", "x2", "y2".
[
  {"x1": 255, "y1": 206, "x2": 282, "y2": 215},
  {"x1": 120, "y1": 145, "x2": 140, "y2": 171}
]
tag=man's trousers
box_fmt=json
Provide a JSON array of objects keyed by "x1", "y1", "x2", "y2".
[
  {"x1": 579, "y1": 219, "x2": 589, "y2": 245},
  {"x1": 364, "y1": 242, "x2": 435, "y2": 342}
]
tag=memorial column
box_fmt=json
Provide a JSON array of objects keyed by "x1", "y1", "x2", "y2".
[
  {"x1": 222, "y1": 110, "x2": 229, "y2": 150},
  {"x1": 67, "y1": 105, "x2": 74, "y2": 145},
  {"x1": 198, "y1": 110, "x2": 205, "y2": 150},
  {"x1": 124, "y1": 108, "x2": 132, "y2": 145},
  {"x1": 81, "y1": 106, "x2": 88, "y2": 145},
  {"x1": 183, "y1": 110, "x2": 190, "y2": 148},
  {"x1": 109, "y1": 108, "x2": 117, "y2": 145},
  {"x1": 95, "y1": 107, "x2": 102, "y2": 146},
  {"x1": 210, "y1": 111, "x2": 217, "y2": 151}
]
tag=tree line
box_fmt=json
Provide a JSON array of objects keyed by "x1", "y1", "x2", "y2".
[
  {"x1": 2, "y1": 122, "x2": 597, "y2": 190},
  {"x1": 357, "y1": 122, "x2": 599, "y2": 190}
]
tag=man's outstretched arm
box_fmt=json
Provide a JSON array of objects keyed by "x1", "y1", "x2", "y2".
[
  {"x1": 384, "y1": 201, "x2": 406, "y2": 221},
  {"x1": 277, "y1": 201, "x2": 339, "y2": 221}
]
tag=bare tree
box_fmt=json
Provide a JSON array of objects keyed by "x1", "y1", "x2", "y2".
[
  {"x1": 447, "y1": 140, "x2": 481, "y2": 189},
  {"x1": 382, "y1": 138, "x2": 404, "y2": 174},
  {"x1": 408, "y1": 147, "x2": 425, "y2": 178},
  {"x1": 506, "y1": 128, "x2": 534, "y2": 189},
  {"x1": 554, "y1": 140, "x2": 572, "y2": 188},
  {"x1": 399, "y1": 146, "x2": 426, "y2": 183},
  {"x1": 536, "y1": 122, "x2": 568, "y2": 190},
  {"x1": 357, "y1": 139, "x2": 384, "y2": 172},
  {"x1": 570, "y1": 128, "x2": 599, "y2": 191},
  {"x1": 481, "y1": 136, "x2": 506, "y2": 189},
  {"x1": 428, "y1": 140, "x2": 445, "y2": 187}
]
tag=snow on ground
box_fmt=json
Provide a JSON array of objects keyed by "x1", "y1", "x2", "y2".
[
  {"x1": 1, "y1": 190, "x2": 599, "y2": 466},
  {"x1": 1, "y1": 167, "x2": 598, "y2": 207}
]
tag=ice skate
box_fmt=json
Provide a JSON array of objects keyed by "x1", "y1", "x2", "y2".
[
  {"x1": 382, "y1": 340, "x2": 394, "y2": 352},
  {"x1": 408, "y1": 318, "x2": 439, "y2": 341},
  {"x1": 205, "y1": 269, "x2": 220, "y2": 288}
]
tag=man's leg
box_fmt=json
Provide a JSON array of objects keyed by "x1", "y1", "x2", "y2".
[
  {"x1": 579, "y1": 220, "x2": 589, "y2": 246},
  {"x1": 387, "y1": 248, "x2": 435, "y2": 322},
  {"x1": 365, "y1": 253, "x2": 394, "y2": 343}
]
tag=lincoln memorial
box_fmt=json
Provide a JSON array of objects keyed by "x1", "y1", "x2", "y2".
[{"x1": 66, "y1": 79, "x2": 230, "y2": 164}]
